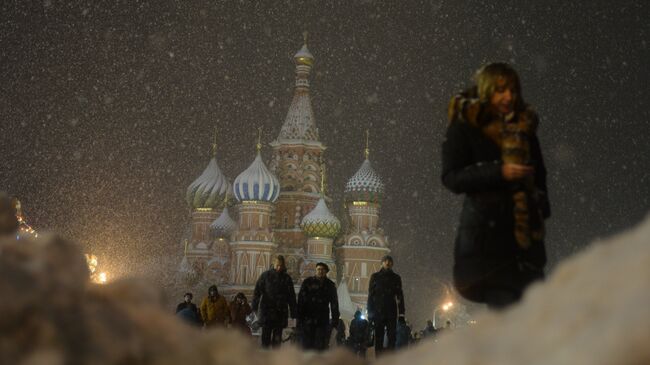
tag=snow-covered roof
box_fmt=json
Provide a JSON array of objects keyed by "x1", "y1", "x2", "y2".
[
  {"x1": 345, "y1": 159, "x2": 384, "y2": 203},
  {"x1": 276, "y1": 92, "x2": 320, "y2": 142},
  {"x1": 186, "y1": 157, "x2": 231, "y2": 209},
  {"x1": 233, "y1": 152, "x2": 280, "y2": 202},
  {"x1": 300, "y1": 197, "x2": 341, "y2": 238},
  {"x1": 210, "y1": 207, "x2": 237, "y2": 238},
  {"x1": 294, "y1": 44, "x2": 314, "y2": 65}
]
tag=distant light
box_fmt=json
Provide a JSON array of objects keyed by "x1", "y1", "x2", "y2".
[
  {"x1": 98, "y1": 272, "x2": 108, "y2": 284},
  {"x1": 360, "y1": 315, "x2": 366, "y2": 320}
]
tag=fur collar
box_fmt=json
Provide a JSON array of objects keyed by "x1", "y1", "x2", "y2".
[{"x1": 447, "y1": 88, "x2": 539, "y2": 146}]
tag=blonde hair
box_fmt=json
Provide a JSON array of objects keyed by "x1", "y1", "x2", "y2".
[{"x1": 475, "y1": 63, "x2": 525, "y2": 111}]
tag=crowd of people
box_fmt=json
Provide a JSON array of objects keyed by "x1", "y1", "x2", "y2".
[{"x1": 175, "y1": 254, "x2": 456, "y2": 357}]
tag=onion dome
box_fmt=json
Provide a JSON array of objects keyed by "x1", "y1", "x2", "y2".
[
  {"x1": 345, "y1": 159, "x2": 384, "y2": 203},
  {"x1": 186, "y1": 157, "x2": 231, "y2": 209},
  {"x1": 233, "y1": 152, "x2": 280, "y2": 202},
  {"x1": 300, "y1": 198, "x2": 341, "y2": 238},
  {"x1": 210, "y1": 207, "x2": 237, "y2": 238},
  {"x1": 294, "y1": 43, "x2": 314, "y2": 66}
]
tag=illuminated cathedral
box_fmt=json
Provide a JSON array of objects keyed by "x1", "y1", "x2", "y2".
[{"x1": 179, "y1": 39, "x2": 391, "y2": 310}]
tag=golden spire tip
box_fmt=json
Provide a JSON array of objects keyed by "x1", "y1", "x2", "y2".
[
  {"x1": 364, "y1": 129, "x2": 370, "y2": 160},
  {"x1": 212, "y1": 126, "x2": 218, "y2": 157},
  {"x1": 256, "y1": 127, "x2": 262, "y2": 152}
]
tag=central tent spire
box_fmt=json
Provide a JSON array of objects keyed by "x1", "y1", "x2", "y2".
[{"x1": 274, "y1": 34, "x2": 319, "y2": 143}]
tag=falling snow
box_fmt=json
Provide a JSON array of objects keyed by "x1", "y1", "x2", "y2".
[{"x1": 0, "y1": 1, "x2": 648, "y2": 327}]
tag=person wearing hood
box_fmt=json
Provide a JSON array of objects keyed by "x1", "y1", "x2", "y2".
[
  {"x1": 296, "y1": 262, "x2": 340, "y2": 351},
  {"x1": 367, "y1": 255, "x2": 405, "y2": 356},
  {"x1": 442, "y1": 62, "x2": 551, "y2": 310},
  {"x1": 230, "y1": 292, "x2": 253, "y2": 336},
  {"x1": 252, "y1": 255, "x2": 297, "y2": 348},
  {"x1": 200, "y1": 284, "x2": 230, "y2": 327},
  {"x1": 348, "y1": 310, "x2": 369, "y2": 358}
]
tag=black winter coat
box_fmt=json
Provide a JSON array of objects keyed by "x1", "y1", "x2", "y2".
[
  {"x1": 441, "y1": 101, "x2": 550, "y2": 303},
  {"x1": 252, "y1": 268, "x2": 297, "y2": 328},
  {"x1": 367, "y1": 268, "x2": 405, "y2": 322},
  {"x1": 349, "y1": 317, "x2": 369, "y2": 344},
  {"x1": 175, "y1": 302, "x2": 200, "y2": 318},
  {"x1": 297, "y1": 276, "x2": 340, "y2": 328}
]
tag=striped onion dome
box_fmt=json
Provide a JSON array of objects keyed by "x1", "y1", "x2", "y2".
[
  {"x1": 186, "y1": 158, "x2": 232, "y2": 209},
  {"x1": 344, "y1": 159, "x2": 384, "y2": 203},
  {"x1": 233, "y1": 152, "x2": 280, "y2": 202},
  {"x1": 210, "y1": 207, "x2": 237, "y2": 238},
  {"x1": 300, "y1": 198, "x2": 341, "y2": 238}
]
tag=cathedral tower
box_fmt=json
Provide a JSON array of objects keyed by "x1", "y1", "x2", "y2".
[
  {"x1": 269, "y1": 35, "x2": 327, "y2": 281},
  {"x1": 229, "y1": 131, "x2": 280, "y2": 294},
  {"x1": 184, "y1": 130, "x2": 232, "y2": 259},
  {"x1": 337, "y1": 131, "x2": 390, "y2": 305}
]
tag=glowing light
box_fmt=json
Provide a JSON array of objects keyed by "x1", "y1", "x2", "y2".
[
  {"x1": 352, "y1": 201, "x2": 368, "y2": 206},
  {"x1": 442, "y1": 302, "x2": 454, "y2": 311},
  {"x1": 97, "y1": 272, "x2": 108, "y2": 284}
]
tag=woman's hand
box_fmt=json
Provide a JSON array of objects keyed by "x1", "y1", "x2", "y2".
[{"x1": 502, "y1": 163, "x2": 534, "y2": 181}]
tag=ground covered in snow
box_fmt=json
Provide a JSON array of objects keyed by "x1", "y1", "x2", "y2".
[{"x1": 1, "y1": 215, "x2": 649, "y2": 365}]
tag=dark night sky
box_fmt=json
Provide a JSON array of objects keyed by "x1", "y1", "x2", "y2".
[{"x1": 1, "y1": 1, "x2": 648, "y2": 324}]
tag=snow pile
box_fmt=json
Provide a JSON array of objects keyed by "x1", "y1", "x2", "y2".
[
  {"x1": 380, "y1": 214, "x2": 650, "y2": 365},
  {"x1": 1, "y1": 215, "x2": 649, "y2": 365},
  {"x1": 0, "y1": 233, "x2": 361, "y2": 365}
]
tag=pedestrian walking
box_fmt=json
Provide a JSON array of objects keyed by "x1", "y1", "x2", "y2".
[
  {"x1": 367, "y1": 255, "x2": 405, "y2": 356},
  {"x1": 297, "y1": 262, "x2": 339, "y2": 351},
  {"x1": 200, "y1": 284, "x2": 230, "y2": 327},
  {"x1": 252, "y1": 255, "x2": 297, "y2": 349}
]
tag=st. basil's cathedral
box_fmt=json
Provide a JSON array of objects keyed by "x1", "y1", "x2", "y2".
[{"x1": 179, "y1": 39, "x2": 391, "y2": 311}]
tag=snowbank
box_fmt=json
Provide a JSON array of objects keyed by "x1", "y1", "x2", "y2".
[{"x1": 1, "y1": 215, "x2": 649, "y2": 365}]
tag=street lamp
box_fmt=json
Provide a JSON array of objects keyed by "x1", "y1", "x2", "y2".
[{"x1": 433, "y1": 301, "x2": 453, "y2": 328}]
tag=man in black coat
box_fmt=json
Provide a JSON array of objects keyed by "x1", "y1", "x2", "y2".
[
  {"x1": 442, "y1": 62, "x2": 551, "y2": 309},
  {"x1": 252, "y1": 255, "x2": 297, "y2": 348},
  {"x1": 297, "y1": 262, "x2": 340, "y2": 351},
  {"x1": 175, "y1": 292, "x2": 201, "y2": 326},
  {"x1": 367, "y1": 255, "x2": 405, "y2": 355}
]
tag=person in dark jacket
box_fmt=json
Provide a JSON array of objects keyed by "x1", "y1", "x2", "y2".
[
  {"x1": 175, "y1": 292, "x2": 201, "y2": 326},
  {"x1": 252, "y1": 255, "x2": 297, "y2": 348},
  {"x1": 367, "y1": 255, "x2": 405, "y2": 356},
  {"x1": 422, "y1": 320, "x2": 437, "y2": 338},
  {"x1": 230, "y1": 292, "x2": 253, "y2": 336},
  {"x1": 348, "y1": 310, "x2": 369, "y2": 358},
  {"x1": 442, "y1": 62, "x2": 551, "y2": 310},
  {"x1": 297, "y1": 262, "x2": 340, "y2": 351}
]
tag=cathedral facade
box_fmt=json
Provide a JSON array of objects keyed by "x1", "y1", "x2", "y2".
[{"x1": 180, "y1": 41, "x2": 390, "y2": 309}]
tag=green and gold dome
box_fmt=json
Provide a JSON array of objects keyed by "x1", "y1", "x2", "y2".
[{"x1": 300, "y1": 198, "x2": 341, "y2": 239}]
